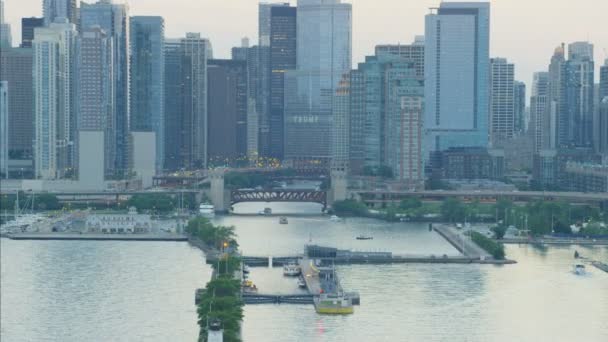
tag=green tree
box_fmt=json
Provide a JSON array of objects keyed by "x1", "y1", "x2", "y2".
[
  {"x1": 491, "y1": 223, "x2": 508, "y2": 239},
  {"x1": 441, "y1": 198, "x2": 466, "y2": 223},
  {"x1": 331, "y1": 199, "x2": 369, "y2": 217},
  {"x1": 126, "y1": 193, "x2": 175, "y2": 213},
  {"x1": 399, "y1": 197, "x2": 422, "y2": 210}
]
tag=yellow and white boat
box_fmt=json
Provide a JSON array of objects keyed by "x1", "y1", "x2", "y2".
[{"x1": 314, "y1": 293, "x2": 354, "y2": 314}]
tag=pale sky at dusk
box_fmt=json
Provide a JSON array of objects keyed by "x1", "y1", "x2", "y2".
[{"x1": 5, "y1": 0, "x2": 608, "y2": 90}]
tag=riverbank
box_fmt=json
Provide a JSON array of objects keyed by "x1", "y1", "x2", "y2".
[{"x1": 499, "y1": 237, "x2": 608, "y2": 245}]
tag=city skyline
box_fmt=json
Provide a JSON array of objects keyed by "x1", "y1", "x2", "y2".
[{"x1": 5, "y1": 0, "x2": 608, "y2": 91}]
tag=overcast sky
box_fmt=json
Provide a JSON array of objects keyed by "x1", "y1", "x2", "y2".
[{"x1": 5, "y1": 0, "x2": 608, "y2": 91}]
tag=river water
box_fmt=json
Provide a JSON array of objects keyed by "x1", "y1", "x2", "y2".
[{"x1": 1, "y1": 202, "x2": 607, "y2": 341}]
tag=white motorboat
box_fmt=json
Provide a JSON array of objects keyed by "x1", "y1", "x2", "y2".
[
  {"x1": 199, "y1": 203, "x2": 215, "y2": 218},
  {"x1": 297, "y1": 276, "x2": 307, "y2": 288},
  {"x1": 573, "y1": 264, "x2": 586, "y2": 275},
  {"x1": 329, "y1": 215, "x2": 341, "y2": 222},
  {"x1": 283, "y1": 262, "x2": 301, "y2": 276}
]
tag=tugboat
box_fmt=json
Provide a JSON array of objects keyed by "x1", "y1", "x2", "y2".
[
  {"x1": 263, "y1": 207, "x2": 272, "y2": 216},
  {"x1": 279, "y1": 217, "x2": 288, "y2": 224},
  {"x1": 283, "y1": 262, "x2": 301, "y2": 276},
  {"x1": 573, "y1": 264, "x2": 586, "y2": 275},
  {"x1": 242, "y1": 280, "x2": 258, "y2": 293}
]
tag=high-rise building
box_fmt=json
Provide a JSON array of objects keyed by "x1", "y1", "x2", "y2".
[
  {"x1": 513, "y1": 81, "x2": 526, "y2": 134},
  {"x1": 489, "y1": 58, "x2": 515, "y2": 147},
  {"x1": 599, "y1": 98, "x2": 608, "y2": 156},
  {"x1": 332, "y1": 74, "x2": 350, "y2": 167},
  {"x1": 33, "y1": 21, "x2": 77, "y2": 179},
  {"x1": 0, "y1": 47, "x2": 33, "y2": 159},
  {"x1": 374, "y1": 36, "x2": 425, "y2": 77},
  {"x1": 600, "y1": 59, "x2": 608, "y2": 100},
  {"x1": 0, "y1": 0, "x2": 11, "y2": 48},
  {"x1": 386, "y1": 92, "x2": 424, "y2": 188},
  {"x1": 80, "y1": 0, "x2": 129, "y2": 176},
  {"x1": 530, "y1": 72, "x2": 549, "y2": 153},
  {"x1": 43, "y1": 0, "x2": 77, "y2": 26},
  {"x1": 20, "y1": 17, "x2": 44, "y2": 48},
  {"x1": 180, "y1": 33, "x2": 212, "y2": 169},
  {"x1": 76, "y1": 26, "x2": 114, "y2": 178},
  {"x1": 347, "y1": 50, "x2": 424, "y2": 180},
  {"x1": 424, "y1": 2, "x2": 490, "y2": 159},
  {"x1": 130, "y1": 16, "x2": 165, "y2": 173},
  {"x1": 207, "y1": 59, "x2": 248, "y2": 165},
  {"x1": 0, "y1": 81, "x2": 7, "y2": 178},
  {"x1": 546, "y1": 44, "x2": 566, "y2": 150},
  {"x1": 564, "y1": 41, "x2": 594, "y2": 148},
  {"x1": 268, "y1": 5, "x2": 296, "y2": 159},
  {"x1": 163, "y1": 38, "x2": 182, "y2": 170},
  {"x1": 284, "y1": 0, "x2": 351, "y2": 162}
]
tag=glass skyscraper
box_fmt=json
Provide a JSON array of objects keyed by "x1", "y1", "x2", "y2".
[
  {"x1": 284, "y1": 0, "x2": 351, "y2": 161},
  {"x1": 33, "y1": 21, "x2": 77, "y2": 179},
  {"x1": 130, "y1": 16, "x2": 165, "y2": 173},
  {"x1": 268, "y1": 5, "x2": 296, "y2": 159},
  {"x1": 424, "y1": 2, "x2": 490, "y2": 160},
  {"x1": 80, "y1": 0, "x2": 129, "y2": 176},
  {"x1": 76, "y1": 26, "x2": 114, "y2": 178}
]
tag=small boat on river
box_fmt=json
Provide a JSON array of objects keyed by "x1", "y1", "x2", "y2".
[
  {"x1": 283, "y1": 262, "x2": 301, "y2": 276},
  {"x1": 356, "y1": 235, "x2": 373, "y2": 240},
  {"x1": 573, "y1": 264, "x2": 586, "y2": 275},
  {"x1": 279, "y1": 217, "x2": 288, "y2": 224}
]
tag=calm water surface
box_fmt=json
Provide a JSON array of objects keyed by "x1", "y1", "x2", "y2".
[
  {"x1": 2, "y1": 202, "x2": 607, "y2": 342},
  {"x1": 1, "y1": 240, "x2": 211, "y2": 341}
]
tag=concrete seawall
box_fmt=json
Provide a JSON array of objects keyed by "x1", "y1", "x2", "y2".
[{"x1": 4, "y1": 233, "x2": 188, "y2": 242}]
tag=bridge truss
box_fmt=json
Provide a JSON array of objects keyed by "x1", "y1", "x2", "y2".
[{"x1": 230, "y1": 190, "x2": 327, "y2": 208}]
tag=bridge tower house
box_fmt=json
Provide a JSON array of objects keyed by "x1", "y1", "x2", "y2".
[
  {"x1": 328, "y1": 163, "x2": 348, "y2": 206},
  {"x1": 209, "y1": 168, "x2": 230, "y2": 212}
]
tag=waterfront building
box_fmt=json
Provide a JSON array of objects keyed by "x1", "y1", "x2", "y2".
[
  {"x1": 20, "y1": 17, "x2": 44, "y2": 48},
  {"x1": 424, "y1": 2, "x2": 490, "y2": 160},
  {"x1": 513, "y1": 81, "x2": 526, "y2": 134},
  {"x1": 0, "y1": 47, "x2": 34, "y2": 159},
  {"x1": 180, "y1": 33, "x2": 212, "y2": 169},
  {"x1": 80, "y1": 0, "x2": 130, "y2": 176},
  {"x1": 0, "y1": 81, "x2": 7, "y2": 178},
  {"x1": 207, "y1": 59, "x2": 248, "y2": 165},
  {"x1": 490, "y1": 58, "x2": 515, "y2": 147},
  {"x1": 130, "y1": 16, "x2": 165, "y2": 173},
  {"x1": 85, "y1": 207, "x2": 153, "y2": 234},
  {"x1": 284, "y1": 0, "x2": 351, "y2": 163},
  {"x1": 43, "y1": 0, "x2": 77, "y2": 25},
  {"x1": 33, "y1": 20, "x2": 77, "y2": 179},
  {"x1": 75, "y1": 26, "x2": 114, "y2": 178},
  {"x1": 268, "y1": 5, "x2": 296, "y2": 159}
]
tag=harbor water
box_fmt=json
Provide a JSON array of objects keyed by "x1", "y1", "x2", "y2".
[{"x1": 1, "y1": 202, "x2": 607, "y2": 341}]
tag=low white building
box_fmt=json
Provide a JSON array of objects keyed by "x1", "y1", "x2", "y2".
[{"x1": 85, "y1": 207, "x2": 153, "y2": 234}]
